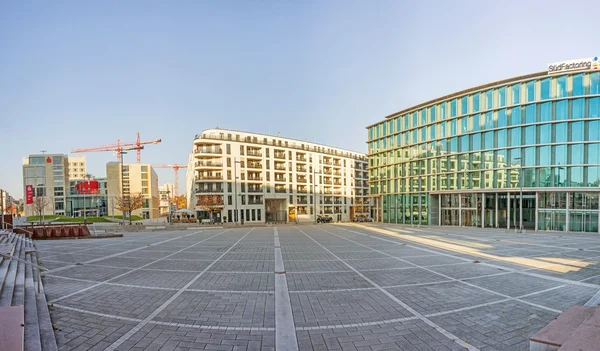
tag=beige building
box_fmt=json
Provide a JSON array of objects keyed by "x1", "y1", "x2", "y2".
[
  {"x1": 189, "y1": 128, "x2": 370, "y2": 223},
  {"x1": 22, "y1": 154, "x2": 69, "y2": 217},
  {"x1": 68, "y1": 156, "x2": 87, "y2": 179},
  {"x1": 106, "y1": 163, "x2": 159, "y2": 219}
]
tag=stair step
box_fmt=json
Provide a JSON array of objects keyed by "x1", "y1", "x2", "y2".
[
  {"x1": 24, "y1": 250, "x2": 42, "y2": 351},
  {"x1": 530, "y1": 305, "x2": 598, "y2": 350},
  {"x1": 0, "y1": 306, "x2": 24, "y2": 351},
  {"x1": 0, "y1": 235, "x2": 23, "y2": 306},
  {"x1": 11, "y1": 238, "x2": 25, "y2": 307}
]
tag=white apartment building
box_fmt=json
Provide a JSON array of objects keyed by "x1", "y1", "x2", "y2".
[
  {"x1": 190, "y1": 128, "x2": 370, "y2": 223},
  {"x1": 68, "y1": 156, "x2": 87, "y2": 179},
  {"x1": 158, "y1": 183, "x2": 174, "y2": 215}
]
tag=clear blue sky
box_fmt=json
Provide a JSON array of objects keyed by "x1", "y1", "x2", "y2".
[{"x1": 0, "y1": 0, "x2": 596, "y2": 198}]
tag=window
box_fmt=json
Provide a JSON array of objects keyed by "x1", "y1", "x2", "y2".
[
  {"x1": 572, "y1": 99, "x2": 584, "y2": 119},
  {"x1": 497, "y1": 129, "x2": 507, "y2": 148},
  {"x1": 572, "y1": 74, "x2": 584, "y2": 96},
  {"x1": 450, "y1": 119, "x2": 457, "y2": 135},
  {"x1": 461, "y1": 116, "x2": 469, "y2": 133},
  {"x1": 512, "y1": 84, "x2": 521, "y2": 104},
  {"x1": 511, "y1": 107, "x2": 522, "y2": 125},
  {"x1": 524, "y1": 147, "x2": 535, "y2": 167},
  {"x1": 524, "y1": 126, "x2": 536, "y2": 145},
  {"x1": 450, "y1": 99, "x2": 457, "y2": 117},
  {"x1": 472, "y1": 133, "x2": 481, "y2": 151},
  {"x1": 540, "y1": 102, "x2": 552, "y2": 122},
  {"x1": 539, "y1": 124, "x2": 551, "y2": 144},
  {"x1": 141, "y1": 173, "x2": 148, "y2": 180},
  {"x1": 498, "y1": 87, "x2": 506, "y2": 107},
  {"x1": 141, "y1": 166, "x2": 148, "y2": 172},
  {"x1": 525, "y1": 104, "x2": 536, "y2": 124},
  {"x1": 591, "y1": 98, "x2": 600, "y2": 118},
  {"x1": 556, "y1": 76, "x2": 567, "y2": 98},
  {"x1": 497, "y1": 109, "x2": 507, "y2": 127},
  {"x1": 484, "y1": 131, "x2": 494, "y2": 150},
  {"x1": 555, "y1": 123, "x2": 568, "y2": 143},
  {"x1": 541, "y1": 78, "x2": 551, "y2": 100},
  {"x1": 440, "y1": 103, "x2": 447, "y2": 120},
  {"x1": 571, "y1": 121, "x2": 584, "y2": 142},
  {"x1": 591, "y1": 72, "x2": 600, "y2": 94},
  {"x1": 510, "y1": 128, "x2": 521, "y2": 146},
  {"x1": 484, "y1": 112, "x2": 493, "y2": 129},
  {"x1": 556, "y1": 100, "x2": 568, "y2": 120},
  {"x1": 571, "y1": 144, "x2": 584, "y2": 164},
  {"x1": 539, "y1": 146, "x2": 551, "y2": 166},
  {"x1": 485, "y1": 89, "x2": 493, "y2": 110},
  {"x1": 461, "y1": 96, "x2": 468, "y2": 115},
  {"x1": 473, "y1": 93, "x2": 480, "y2": 112},
  {"x1": 226, "y1": 144, "x2": 231, "y2": 154},
  {"x1": 589, "y1": 121, "x2": 600, "y2": 141},
  {"x1": 460, "y1": 135, "x2": 470, "y2": 151}
]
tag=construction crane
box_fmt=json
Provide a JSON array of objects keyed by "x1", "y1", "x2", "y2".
[
  {"x1": 152, "y1": 164, "x2": 187, "y2": 198},
  {"x1": 72, "y1": 132, "x2": 162, "y2": 163}
]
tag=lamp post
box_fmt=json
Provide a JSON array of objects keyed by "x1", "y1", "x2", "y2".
[
  {"x1": 514, "y1": 157, "x2": 523, "y2": 233},
  {"x1": 83, "y1": 173, "x2": 92, "y2": 224},
  {"x1": 313, "y1": 168, "x2": 322, "y2": 224},
  {"x1": 166, "y1": 190, "x2": 171, "y2": 224},
  {"x1": 234, "y1": 158, "x2": 241, "y2": 224},
  {"x1": 119, "y1": 151, "x2": 127, "y2": 224}
]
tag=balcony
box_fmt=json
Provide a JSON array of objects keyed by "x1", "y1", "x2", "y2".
[
  {"x1": 247, "y1": 176, "x2": 263, "y2": 182},
  {"x1": 274, "y1": 164, "x2": 286, "y2": 171},
  {"x1": 322, "y1": 200, "x2": 333, "y2": 205},
  {"x1": 248, "y1": 199, "x2": 263, "y2": 205},
  {"x1": 296, "y1": 177, "x2": 307, "y2": 183},
  {"x1": 275, "y1": 188, "x2": 286, "y2": 193},
  {"x1": 274, "y1": 177, "x2": 286, "y2": 182},
  {"x1": 323, "y1": 169, "x2": 332, "y2": 174},
  {"x1": 296, "y1": 166, "x2": 307, "y2": 173},
  {"x1": 274, "y1": 153, "x2": 286, "y2": 160},
  {"x1": 323, "y1": 180, "x2": 332, "y2": 185},
  {"x1": 195, "y1": 148, "x2": 222, "y2": 155},
  {"x1": 333, "y1": 162, "x2": 342, "y2": 167},
  {"x1": 333, "y1": 190, "x2": 342, "y2": 195},
  {"x1": 297, "y1": 199, "x2": 308, "y2": 205},
  {"x1": 196, "y1": 161, "x2": 223, "y2": 168},
  {"x1": 296, "y1": 156, "x2": 306, "y2": 162},
  {"x1": 323, "y1": 209, "x2": 333, "y2": 214},
  {"x1": 196, "y1": 188, "x2": 223, "y2": 193},
  {"x1": 323, "y1": 160, "x2": 332, "y2": 165},
  {"x1": 297, "y1": 187, "x2": 308, "y2": 193},
  {"x1": 196, "y1": 175, "x2": 223, "y2": 180},
  {"x1": 333, "y1": 181, "x2": 342, "y2": 186},
  {"x1": 247, "y1": 150, "x2": 262, "y2": 158},
  {"x1": 333, "y1": 171, "x2": 342, "y2": 177},
  {"x1": 248, "y1": 187, "x2": 263, "y2": 193},
  {"x1": 247, "y1": 163, "x2": 263, "y2": 169}
]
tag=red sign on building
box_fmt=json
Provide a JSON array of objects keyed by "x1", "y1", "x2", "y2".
[
  {"x1": 26, "y1": 185, "x2": 33, "y2": 204},
  {"x1": 75, "y1": 180, "x2": 99, "y2": 195}
]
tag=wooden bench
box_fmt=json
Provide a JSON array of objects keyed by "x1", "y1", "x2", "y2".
[{"x1": 0, "y1": 306, "x2": 24, "y2": 351}]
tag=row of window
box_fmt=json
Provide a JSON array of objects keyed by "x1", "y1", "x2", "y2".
[
  {"x1": 369, "y1": 72, "x2": 600, "y2": 142},
  {"x1": 371, "y1": 98, "x2": 600, "y2": 152},
  {"x1": 370, "y1": 166, "x2": 600, "y2": 194}
]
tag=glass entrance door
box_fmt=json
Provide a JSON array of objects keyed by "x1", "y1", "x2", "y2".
[{"x1": 569, "y1": 211, "x2": 599, "y2": 233}]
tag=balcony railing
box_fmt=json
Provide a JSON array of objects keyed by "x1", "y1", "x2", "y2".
[
  {"x1": 248, "y1": 200, "x2": 263, "y2": 205},
  {"x1": 297, "y1": 199, "x2": 308, "y2": 204},
  {"x1": 196, "y1": 175, "x2": 223, "y2": 180},
  {"x1": 275, "y1": 188, "x2": 286, "y2": 193},
  {"x1": 323, "y1": 169, "x2": 332, "y2": 174},
  {"x1": 333, "y1": 162, "x2": 342, "y2": 167},
  {"x1": 296, "y1": 167, "x2": 307, "y2": 172},
  {"x1": 195, "y1": 148, "x2": 222, "y2": 154},
  {"x1": 333, "y1": 182, "x2": 342, "y2": 186},
  {"x1": 196, "y1": 161, "x2": 223, "y2": 168},
  {"x1": 247, "y1": 163, "x2": 263, "y2": 169},
  {"x1": 274, "y1": 177, "x2": 286, "y2": 182},
  {"x1": 323, "y1": 200, "x2": 333, "y2": 205},
  {"x1": 247, "y1": 150, "x2": 262, "y2": 157},
  {"x1": 333, "y1": 171, "x2": 342, "y2": 177},
  {"x1": 323, "y1": 160, "x2": 332, "y2": 165},
  {"x1": 297, "y1": 178, "x2": 307, "y2": 183},
  {"x1": 248, "y1": 187, "x2": 263, "y2": 193},
  {"x1": 296, "y1": 156, "x2": 306, "y2": 162},
  {"x1": 298, "y1": 188, "x2": 308, "y2": 193},
  {"x1": 274, "y1": 165, "x2": 286, "y2": 170},
  {"x1": 247, "y1": 176, "x2": 263, "y2": 181},
  {"x1": 323, "y1": 180, "x2": 332, "y2": 185},
  {"x1": 196, "y1": 188, "x2": 223, "y2": 193},
  {"x1": 274, "y1": 153, "x2": 286, "y2": 159}
]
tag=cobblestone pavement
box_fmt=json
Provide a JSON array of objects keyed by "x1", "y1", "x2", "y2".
[{"x1": 35, "y1": 225, "x2": 600, "y2": 350}]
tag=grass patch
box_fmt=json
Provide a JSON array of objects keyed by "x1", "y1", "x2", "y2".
[{"x1": 107, "y1": 215, "x2": 144, "y2": 221}]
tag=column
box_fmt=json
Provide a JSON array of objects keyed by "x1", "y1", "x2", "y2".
[
  {"x1": 495, "y1": 193, "x2": 499, "y2": 228},
  {"x1": 566, "y1": 192, "x2": 570, "y2": 233},
  {"x1": 534, "y1": 191, "x2": 539, "y2": 231},
  {"x1": 481, "y1": 192, "x2": 485, "y2": 228},
  {"x1": 507, "y1": 192, "x2": 511, "y2": 230},
  {"x1": 458, "y1": 194, "x2": 462, "y2": 227},
  {"x1": 438, "y1": 194, "x2": 442, "y2": 226}
]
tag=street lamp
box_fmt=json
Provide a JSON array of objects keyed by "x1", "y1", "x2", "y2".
[
  {"x1": 514, "y1": 157, "x2": 523, "y2": 233},
  {"x1": 166, "y1": 190, "x2": 171, "y2": 224},
  {"x1": 83, "y1": 173, "x2": 92, "y2": 224},
  {"x1": 313, "y1": 168, "x2": 322, "y2": 224},
  {"x1": 119, "y1": 151, "x2": 127, "y2": 224},
  {"x1": 234, "y1": 158, "x2": 241, "y2": 224}
]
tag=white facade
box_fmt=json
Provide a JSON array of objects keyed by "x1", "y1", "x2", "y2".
[
  {"x1": 68, "y1": 156, "x2": 87, "y2": 180},
  {"x1": 22, "y1": 154, "x2": 70, "y2": 217},
  {"x1": 158, "y1": 183, "x2": 174, "y2": 215},
  {"x1": 192, "y1": 128, "x2": 370, "y2": 223}
]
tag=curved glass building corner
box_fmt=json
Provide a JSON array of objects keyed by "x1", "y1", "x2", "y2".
[{"x1": 367, "y1": 67, "x2": 600, "y2": 232}]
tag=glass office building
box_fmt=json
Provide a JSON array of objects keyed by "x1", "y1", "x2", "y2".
[{"x1": 367, "y1": 66, "x2": 600, "y2": 232}]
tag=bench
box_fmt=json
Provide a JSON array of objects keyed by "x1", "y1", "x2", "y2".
[{"x1": 201, "y1": 219, "x2": 212, "y2": 224}]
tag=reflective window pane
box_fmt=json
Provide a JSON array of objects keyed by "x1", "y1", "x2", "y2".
[
  {"x1": 498, "y1": 86, "x2": 506, "y2": 107},
  {"x1": 572, "y1": 99, "x2": 584, "y2": 119},
  {"x1": 539, "y1": 124, "x2": 551, "y2": 144},
  {"x1": 511, "y1": 107, "x2": 522, "y2": 125},
  {"x1": 497, "y1": 109, "x2": 507, "y2": 127},
  {"x1": 524, "y1": 126, "x2": 536, "y2": 145},
  {"x1": 512, "y1": 83, "x2": 521, "y2": 104},
  {"x1": 540, "y1": 102, "x2": 552, "y2": 122},
  {"x1": 526, "y1": 81, "x2": 536, "y2": 102},
  {"x1": 556, "y1": 100, "x2": 568, "y2": 120},
  {"x1": 541, "y1": 78, "x2": 551, "y2": 100},
  {"x1": 539, "y1": 146, "x2": 551, "y2": 166},
  {"x1": 570, "y1": 144, "x2": 584, "y2": 164},
  {"x1": 572, "y1": 74, "x2": 584, "y2": 96},
  {"x1": 510, "y1": 127, "x2": 521, "y2": 146},
  {"x1": 556, "y1": 76, "x2": 567, "y2": 98},
  {"x1": 555, "y1": 123, "x2": 567, "y2": 143},
  {"x1": 571, "y1": 121, "x2": 584, "y2": 142}
]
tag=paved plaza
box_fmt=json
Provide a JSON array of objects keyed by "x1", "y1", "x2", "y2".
[{"x1": 34, "y1": 224, "x2": 600, "y2": 351}]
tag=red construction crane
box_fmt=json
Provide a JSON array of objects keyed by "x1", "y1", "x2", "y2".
[
  {"x1": 153, "y1": 164, "x2": 188, "y2": 198},
  {"x1": 72, "y1": 132, "x2": 162, "y2": 163}
]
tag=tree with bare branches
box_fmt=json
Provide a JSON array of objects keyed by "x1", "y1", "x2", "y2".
[
  {"x1": 33, "y1": 196, "x2": 50, "y2": 223},
  {"x1": 114, "y1": 193, "x2": 145, "y2": 224},
  {"x1": 197, "y1": 195, "x2": 223, "y2": 223}
]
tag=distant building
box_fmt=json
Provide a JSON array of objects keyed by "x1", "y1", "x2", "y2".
[
  {"x1": 158, "y1": 183, "x2": 174, "y2": 215},
  {"x1": 68, "y1": 156, "x2": 87, "y2": 179},
  {"x1": 22, "y1": 154, "x2": 69, "y2": 217},
  {"x1": 106, "y1": 163, "x2": 159, "y2": 219},
  {"x1": 66, "y1": 178, "x2": 108, "y2": 217}
]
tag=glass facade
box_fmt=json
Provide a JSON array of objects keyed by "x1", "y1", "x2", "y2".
[{"x1": 368, "y1": 71, "x2": 600, "y2": 232}]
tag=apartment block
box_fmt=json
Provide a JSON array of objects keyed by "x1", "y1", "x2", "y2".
[
  {"x1": 106, "y1": 163, "x2": 159, "y2": 219},
  {"x1": 190, "y1": 128, "x2": 371, "y2": 223},
  {"x1": 158, "y1": 183, "x2": 174, "y2": 215},
  {"x1": 68, "y1": 156, "x2": 87, "y2": 179}
]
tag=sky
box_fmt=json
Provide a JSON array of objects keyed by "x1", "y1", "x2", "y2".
[{"x1": 0, "y1": 0, "x2": 597, "y2": 198}]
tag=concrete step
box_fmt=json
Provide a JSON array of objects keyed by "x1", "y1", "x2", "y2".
[
  {"x1": 0, "y1": 235, "x2": 23, "y2": 306},
  {"x1": 530, "y1": 305, "x2": 599, "y2": 351}
]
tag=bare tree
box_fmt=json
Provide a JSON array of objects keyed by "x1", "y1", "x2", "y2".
[
  {"x1": 114, "y1": 193, "x2": 145, "y2": 224},
  {"x1": 197, "y1": 195, "x2": 223, "y2": 222},
  {"x1": 33, "y1": 196, "x2": 50, "y2": 223}
]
